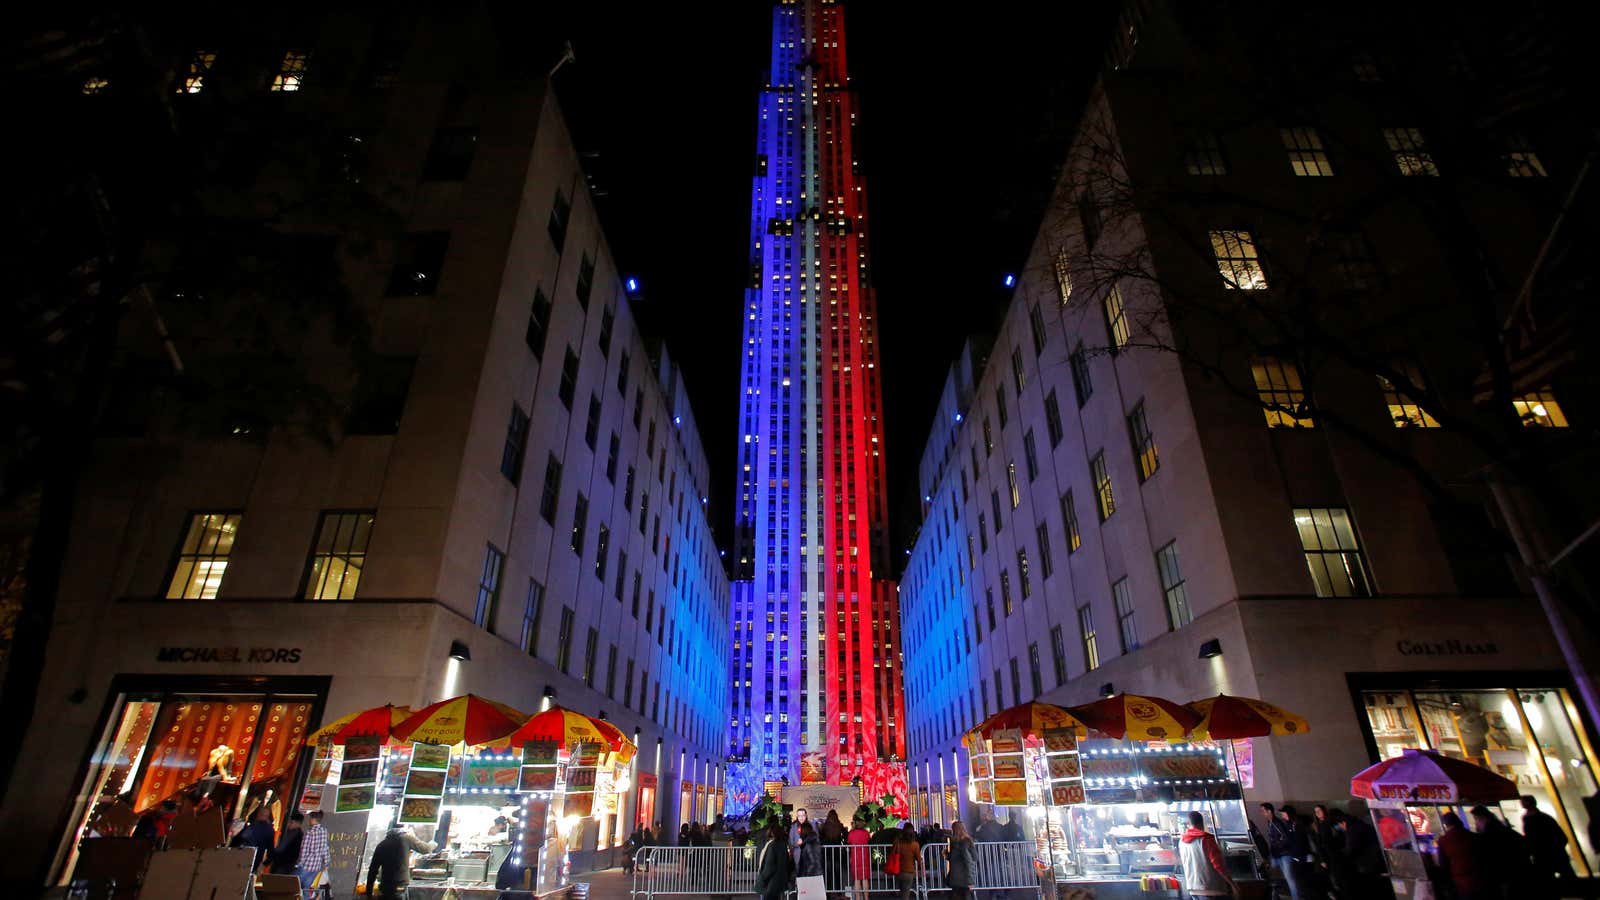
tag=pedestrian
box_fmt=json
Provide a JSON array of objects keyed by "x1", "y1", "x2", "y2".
[
  {"x1": 754, "y1": 824, "x2": 793, "y2": 900},
  {"x1": 1434, "y1": 811, "x2": 1486, "y2": 900},
  {"x1": 797, "y1": 821, "x2": 824, "y2": 877},
  {"x1": 1179, "y1": 811, "x2": 1237, "y2": 898},
  {"x1": 923, "y1": 820, "x2": 946, "y2": 848},
  {"x1": 974, "y1": 809, "x2": 1003, "y2": 844},
  {"x1": 229, "y1": 806, "x2": 277, "y2": 871},
  {"x1": 679, "y1": 823, "x2": 690, "y2": 846},
  {"x1": 1520, "y1": 795, "x2": 1575, "y2": 888},
  {"x1": 366, "y1": 825, "x2": 411, "y2": 900},
  {"x1": 790, "y1": 808, "x2": 811, "y2": 862},
  {"x1": 1262, "y1": 803, "x2": 1308, "y2": 900},
  {"x1": 847, "y1": 816, "x2": 872, "y2": 900},
  {"x1": 820, "y1": 809, "x2": 846, "y2": 844},
  {"x1": 270, "y1": 812, "x2": 303, "y2": 875},
  {"x1": 1309, "y1": 804, "x2": 1342, "y2": 897},
  {"x1": 1471, "y1": 805, "x2": 1530, "y2": 898},
  {"x1": 296, "y1": 810, "x2": 330, "y2": 898},
  {"x1": 1331, "y1": 810, "x2": 1386, "y2": 899},
  {"x1": 892, "y1": 823, "x2": 922, "y2": 900},
  {"x1": 945, "y1": 821, "x2": 977, "y2": 900},
  {"x1": 998, "y1": 814, "x2": 1024, "y2": 843},
  {"x1": 623, "y1": 825, "x2": 643, "y2": 874}
]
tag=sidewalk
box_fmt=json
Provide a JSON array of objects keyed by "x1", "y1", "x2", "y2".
[{"x1": 569, "y1": 865, "x2": 632, "y2": 900}]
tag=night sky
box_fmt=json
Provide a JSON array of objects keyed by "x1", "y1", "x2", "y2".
[{"x1": 548, "y1": 3, "x2": 1116, "y2": 563}]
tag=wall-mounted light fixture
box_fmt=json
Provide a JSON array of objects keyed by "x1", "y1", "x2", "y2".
[
  {"x1": 1100, "y1": 682, "x2": 1115, "y2": 698},
  {"x1": 1198, "y1": 639, "x2": 1223, "y2": 659},
  {"x1": 448, "y1": 640, "x2": 471, "y2": 661}
]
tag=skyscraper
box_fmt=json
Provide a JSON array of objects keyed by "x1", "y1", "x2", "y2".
[{"x1": 728, "y1": 0, "x2": 905, "y2": 791}]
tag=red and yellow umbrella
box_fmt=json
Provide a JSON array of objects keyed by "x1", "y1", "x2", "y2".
[
  {"x1": 1068, "y1": 693, "x2": 1200, "y2": 741},
  {"x1": 491, "y1": 705, "x2": 636, "y2": 762},
  {"x1": 962, "y1": 701, "x2": 1089, "y2": 743},
  {"x1": 1186, "y1": 694, "x2": 1309, "y2": 740},
  {"x1": 306, "y1": 704, "x2": 412, "y2": 746},
  {"x1": 392, "y1": 694, "x2": 528, "y2": 747}
]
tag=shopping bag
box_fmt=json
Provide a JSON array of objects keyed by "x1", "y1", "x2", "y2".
[
  {"x1": 885, "y1": 851, "x2": 902, "y2": 875},
  {"x1": 798, "y1": 875, "x2": 827, "y2": 900}
]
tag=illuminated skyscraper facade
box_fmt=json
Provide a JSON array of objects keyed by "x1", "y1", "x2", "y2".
[{"x1": 728, "y1": 0, "x2": 904, "y2": 790}]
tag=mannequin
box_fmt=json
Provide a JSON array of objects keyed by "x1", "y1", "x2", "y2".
[{"x1": 207, "y1": 744, "x2": 237, "y2": 779}]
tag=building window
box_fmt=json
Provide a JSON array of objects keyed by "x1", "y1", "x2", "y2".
[
  {"x1": 559, "y1": 347, "x2": 579, "y2": 410},
  {"x1": 986, "y1": 588, "x2": 997, "y2": 631},
  {"x1": 1007, "y1": 463, "x2": 1021, "y2": 508},
  {"x1": 539, "y1": 455, "x2": 562, "y2": 524},
  {"x1": 1127, "y1": 402, "x2": 1158, "y2": 480},
  {"x1": 1113, "y1": 578, "x2": 1139, "y2": 652},
  {"x1": 1293, "y1": 507, "x2": 1372, "y2": 597},
  {"x1": 576, "y1": 253, "x2": 595, "y2": 309},
  {"x1": 598, "y1": 306, "x2": 615, "y2": 357},
  {"x1": 1090, "y1": 452, "x2": 1115, "y2": 521},
  {"x1": 1514, "y1": 390, "x2": 1569, "y2": 428},
  {"x1": 1029, "y1": 644, "x2": 1044, "y2": 696},
  {"x1": 571, "y1": 492, "x2": 588, "y2": 556},
  {"x1": 1504, "y1": 135, "x2": 1548, "y2": 178},
  {"x1": 1050, "y1": 626, "x2": 1068, "y2": 685},
  {"x1": 1017, "y1": 548, "x2": 1032, "y2": 600},
  {"x1": 302, "y1": 511, "x2": 375, "y2": 600},
  {"x1": 1079, "y1": 605, "x2": 1100, "y2": 671},
  {"x1": 270, "y1": 50, "x2": 309, "y2": 92},
  {"x1": 1378, "y1": 364, "x2": 1440, "y2": 428},
  {"x1": 1001, "y1": 569, "x2": 1013, "y2": 616},
  {"x1": 475, "y1": 544, "x2": 504, "y2": 629},
  {"x1": 994, "y1": 671, "x2": 1004, "y2": 711},
  {"x1": 1252, "y1": 357, "x2": 1315, "y2": 427},
  {"x1": 1331, "y1": 232, "x2": 1380, "y2": 292},
  {"x1": 1383, "y1": 128, "x2": 1439, "y2": 176},
  {"x1": 548, "y1": 190, "x2": 570, "y2": 251},
  {"x1": 501, "y1": 405, "x2": 530, "y2": 483},
  {"x1": 1102, "y1": 284, "x2": 1130, "y2": 350},
  {"x1": 595, "y1": 524, "x2": 610, "y2": 580},
  {"x1": 1282, "y1": 127, "x2": 1335, "y2": 176},
  {"x1": 983, "y1": 419, "x2": 994, "y2": 455},
  {"x1": 1156, "y1": 541, "x2": 1191, "y2": 628},
  {"x1": 1023, "y1": 431, "x2": 1040, "y2": 482},
  {"x1": 178, "y1": 51, "x2": 216, "y2": 94},
  {"x1": 422, "y1": 127, "x2": 478, "y2": 181},
  {"x1": 1070, "y1": 344, "x2": 1093, "y2": 407},
  {"x1": 991, "y1": 491, "x2": 1004, "y2": 531},
  {"x1": 585, "y1": 394, "x2": 602, "y2": 450},
  {"x1": 605, "y1": 645, "x2": 618, "y2": 698},
  {"x1": 617, "y1": 352, "x2": 630, "y2": 397},
  {"x1": 1011, "y1": 657, "x2": 1023, "y2": 703},
  {"x1": 996, "y1": 385, "x2": 1009, "y2": 428},
  {"x1": 606, "y1": 433, "x2": 621, "y2": 481},
  {"x1": 1183, "y1": 131, "x2": 1228, "y2": 175},
  {"x1": 584, "y1": 628, "x2": 599, "y2": 685},
  {"x1": 1077, "y1": 191, "x2": 1102, "y2": 252},
  {"x1": 386, "y1": 232, "x2": 450, "y2": 296},
  {"x1": 1060, "y1": 491, "x2": 1081, "y2": 552},
  {"x1": 1029, "y1": 304, "x2": 1048, "y2": 356},
  {"x1": 1045, "y1": 390, "x2": 1065, "y2": 448},
  {"x1": 1054, "y1": 247, "x2": 1073, "y2": 305},
  {"x1": 1012, "y1": 348, "x2": 1027, "y2": 394},
  {"x1": 526, "y1": 287, "x2": 552, "y2": 357},
  {"x1": 345, "y1": 356, "x2": 415, "y2": 435},
  {"x1": 164, "y1": 513, "x2": 241, "y2": 599},
  {"x1": 1036, "y1": 521, "x2": 1055, "y2": 579},
  {"x1": 978, "y1": 514, "x2": 988, "y2": 552},
  {"x1": 82, "y1": 76, "x2": 109, "y2": 94},
  {"x1": 1211, "y1": 229, "x2": 1268, "y2": 290},
  {"x1": 521, "y1": 580, "x2": 545, "y2": 656},
  {"x1": 556, "y1": 606, "x2": 574, "y2": 673}
]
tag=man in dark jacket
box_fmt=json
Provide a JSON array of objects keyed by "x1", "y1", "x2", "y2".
[
  {"x1": 754, "y1": 824, "x2": 793, "y2": 900},
  {"x1": 973, "y1": 811, "x2": 1003, "y2": 844},
  {"x1": 1520, "y1": 795, "x2": 1575, "y2": 885},
  {"x1": 367, "y1": 827, "x2": 411, "y2": 900},
  {"x1": 1264, "y1": 804, "x2": 1309, "y2": 900},
  {"x1": 1471, "y1": 805, "x2": 1530, "y2": 898},
  {"x1": 270, "y1": 812, "x2": 304, "y2": 875},
  {"x1": 230, "y1": 807, "x2": 277, "y2": 871},
  {"x1": 998, "y1": 814, "x2": 1024, "y2": 843}
]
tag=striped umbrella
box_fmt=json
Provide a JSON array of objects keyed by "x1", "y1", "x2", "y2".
[
  {"x1": 1186, "y1": 694, "x2": 1309, "y2": 740},
  {"x1": 305, "y1": 704, "x2": 412, "y2": 746},
  {"x1": 392, "y1": 694, "x2": 528, "y2": 747},
  {"x1": 1352, "y1": 748, "x2": 1518, "y2": 803},
  {"x1": 1068, "y1": 693, "x2": 1201, "y2": 741},
  {"x1": 962, "y1": 701, "x2": 1090, "y2": 743},
  {"x1": 492, "y1": 705, "x2": 637, "y2": 762}
]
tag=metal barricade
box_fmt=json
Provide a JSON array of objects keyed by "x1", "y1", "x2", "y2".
[
  {"x1": 658, "y1": 840, "x2": 1042, "y2": 900},
  {"x1": 631, "y1": 845, "x2": 761, "y2": 899},
  {"x1": 921, "y1": 841, "x2": 1042, "y2": 900}
]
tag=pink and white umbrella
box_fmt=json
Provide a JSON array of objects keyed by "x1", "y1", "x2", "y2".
[{"x1": 1350, "y1": 748, "x2": 1518, "y2": 803}]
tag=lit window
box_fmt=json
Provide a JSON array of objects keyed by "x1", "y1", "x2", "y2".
[
  {"x1": 1155, "y1": 542, "x2": 1191, "y2": 629},
  {"x1": 271, "y1": 51, "x2": 309, "y2": 92},
  {"x1": 179, "y1": 52, "x2": 217, "y2": 94},
  {"x1": 1127, "y1": 402, "x2": 1158, "y2": 480},
  {"x1": 1383, "y1": 128, "x2": 1439, "y2": 176},
  {"x1": 1090, "y1": 452, "x2": 1115, "y2": 521},
  {"x1": 1504, "y1": 135, "x2": 1548, "y2": 178},
  {"x1": 1293, "y1": 508, "x2": 1372, "y2": 597},
  {"x1": 165, "y1": 513, "x2": 242, "y2": 599},
  {"x1": 1079, "y1": 605, "x2": 1100, "y2": 671},
  {"x1": 1060, "y1": 492, "x2": 1081, "y2": 552},
  {"x1": 1282, "y1": 127, "x2": 1334, "y2": 176},
  {"x1": 1377, "y1": 364, "x2": 1439, "y2": 428},
  {"x1": 81, "y1": 76, "x2": 109, "y2": 95},
  {"x1": 1103, "y1": 284, "x2": 1130, "y2": 349},
  {"x1": 1211, "y1": 230, "x2": 1268, "y2": 290},
  {"x1": 1513, "y1": 390, "x2": 1568, "y2": 428},
  {"x1": 303, "y1": 511, "x2": 375, "y2": 600},
  {"x1": 475, "y1": 544, "x2": 505, "y2": 628},
  {"x1": 1069, "y1": 344, "x2": 1093, "y2": 407},
  {"x1": 1053, "y1": 247, "x2": 1073, "y2": 305},
  {"x1": 1007, "y1": 463, "x2": 1020, "y2": 508},
  {"x1": 1183, "y1": 132, "x2": 1228, "y2": 175},
  {"x1": 1251, "y1": 358, "x2": 1315, "y2": 428}
]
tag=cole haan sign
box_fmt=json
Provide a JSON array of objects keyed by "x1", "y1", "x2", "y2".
[
  {"x1": 1395, "y1": 638, "x2": 1500, "y2": 657},
  {"x1": 157, "y1": 646, "x2": 304, "y2": 663}
]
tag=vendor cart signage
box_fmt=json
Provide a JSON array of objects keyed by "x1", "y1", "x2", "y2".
[
  {"x1": 156, "y1": 646, "x2": 303, "y2": 663},
  {"x1": 334, "y1": 784, "x2": 375, "y2": 812},
  {"x1": 399, "y1": 796, "x2": 443, "y2": 823},
  {"x1": 1375, "y1": 782, "x2": 1456, "y2": 802},
  {"x1": 463, "y1": 758, "x2": 521, "y2": 790},
  {"x1": 1142, "y1": 754, "x2": 1227, "y2": 780},
  {"x1": 410, "y1": 743, "x2": 450, "y2": 771}
]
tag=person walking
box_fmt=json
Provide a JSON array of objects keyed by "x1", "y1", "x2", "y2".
[
  {"x1": 797, "y1": 821, "x2": 824, "y2": 878},
  {"x1": 1262, "y1": 803, "x2": 1308, "y2": 900},
  {"x1": 1308, "y1": 804, "x2": 1342, "y2": 898},
  {"x1": 296, "y1": 810, "x2": 330, "y2": 898},
  {"x1": 892, "y1": 823, "x2": 922, "y2": 900},
  {"x1": 847, "y1": 816, "x2": 872, "y2": 900},
  {"x1": 754, "y1": 824, "x2": 793, "y2": 900},
  {"x1": 1435, "y1": 811, "x2": 1487, "y2": 900},
  {"x1": 1179, "y1": 811, "x2": 1237, "y2": 898},
  {"x1": 270, "y1": 812, "x2": 303, "y2": 875},
  {"x1": 229, "y1": 806, "x2": 277, "y2": 871},
  {"x1": 1471, "y1": 805, "x2": 1530, "y2": 898},
  {"x1": 366, "y1": 825, "x2": 412, "y2": 900},
  {"x1": 945, "y1": 821, "x2": 978, "y2": 900},
  {"x1": 1521, "y1": 795, "x2": 1575, "y2": 891}
]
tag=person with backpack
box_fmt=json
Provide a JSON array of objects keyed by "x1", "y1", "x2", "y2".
[{"x1": 945, "y1": 821, "x2": 978, "y2": 900}]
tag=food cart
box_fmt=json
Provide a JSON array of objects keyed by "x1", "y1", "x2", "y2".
[{"x1": 1350, "y1": 747, "x2": 1520, "y2": 900}]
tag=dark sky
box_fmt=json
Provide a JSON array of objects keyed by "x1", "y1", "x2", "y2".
[{"x1": 549, "y1": 3, "x2": 1115, "y2": 564}]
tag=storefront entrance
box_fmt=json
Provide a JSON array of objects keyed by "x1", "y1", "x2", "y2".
[
  {"x1": 53, "y1": 674, "x2": 329, "y2": 884},
  {"x1": 1353, "y1": 674, "x2": 1596, "y2": 875}
]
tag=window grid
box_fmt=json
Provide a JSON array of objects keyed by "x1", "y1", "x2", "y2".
[
  {"x1": 1069, "y1": 345, "x2": 1093, "y2": 407},
  {"x1": 1079, "y1": 605, "x2": 1100, "y2": 672},
  {"x1": 1091, "y1": 452, "x2": 1115, "y2": 521},
  {"x1": 270, "y1": 51, "x2": 308, "y2": 91},
  {"x1": 474, "y1": 544, "x2": 504, "y2": 629},
  {"x1": 1029, "y1": 304, "x2": 1048, "y2": 356},
  {"x1": 1513, "y1": 390, "x2": 1568, "y2": 428},
  {"x1": 1127, "y1": 402, "x2": 1158, "y2": 481},
  {"x1": 1252, "y1": 358, "x2": 1315, "y2": 428},
  {"x1": 165, "y1": 513, "x2": 242, "y2": 599},
  {"x1": 1113, "y1": 578, "x2": 1138, "y2": 652},
  {"x1": 179, "y1": 51, "x2": 217, "y2": 94},
  {"x1": 1103, "y1": 285, "x2": 1130, "y2": 349},
  {"x1": 1054, "y1": 247, "x2": 1073, "y2": 305},
  {"x1": 521, "y1": 580, "x2": 545, "y2": 656},
  {"x1": 1156, "y1": 542, "x2": 1192, "y2": 629},
  {"x1": 1036, "y1": 521, "x2": 1054, "y2": 579},
  {"x1": 1383, "y1": 128, "x2": 1439, "y2": 176},
  {"x1": 1282, "y1": 127, "x2": 1335, "y2": 176},
  {"x1": 303, "y1": 511, "x2": 375, "y2": 600},
  {"x1": 1045, "y1": 390, "x2": 1065, "y2": 447},
  {"x1": 1050, "y1": 626, "x2": 1068, "y2": 684},
  {"x1": 539, "y1": 455, "x2": 563, "y2": 524},
  {"x1": 1060, "y1": 492, "x2": 1082, "y2": 552},
  {"x1": 502, "y1": 405, "x2": 529, "y2": 482},
  {"x1": 1293, "y1": 508, "x2": 1372, "y2": 597},
  {"x1": 1028, "y1": 644, "x2": 1044, "y2": 696},
  {"x1": 1211, "y1": 229, "x2": 1268, "y2": 290},
  {"x1": 1183, "y1": 132, "x2": 1228, "y2": 175},
  {"x1": 1378, "y1": 364, "x2": 1440, "y2": 428},
  {"x1": 556, "y1": 606, "x2": 574, "y2": 673},
  {"x1": 1504, "y1": 135, "x2": 1548, "y2": 178},
  {"x1": 1331, "y1": 232, "x2": 1380, "y2": 292}
]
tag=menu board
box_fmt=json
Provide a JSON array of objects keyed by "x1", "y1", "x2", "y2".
[
  {"x1": 336, "y1": 736, "x2": 380, "y2": 812},
  {"x1": 520, "y1": 739, "x2": 559, "y2": 794},
  {"x1": 1141, "y1": 753, "x2": 1226, "y2": 780},
  {"x1": 463, "y1": 758, "x2": 522, "y2": 790},
  {"x1": 1041, "y1": 727, "x2": 1085, "y2": 809},
  {"x1": 401, "y1": 743, "x2": 450, "y2": 826},
  {"x1": 565, "y1": 743, "x2": 598, "y2": 795},
  {"x1": 989, "y1": 729, "x2": 1027, "y2": 808}
]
